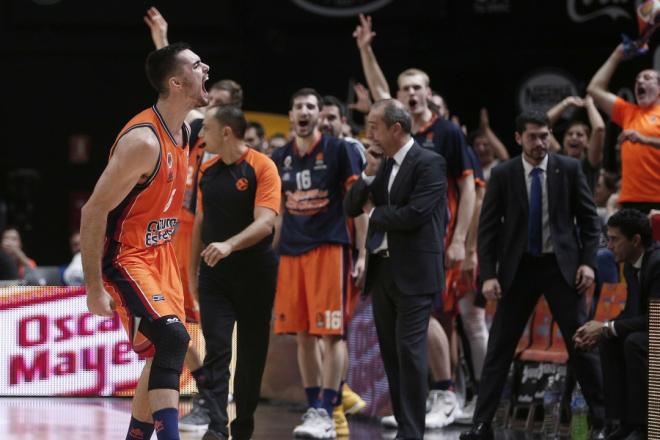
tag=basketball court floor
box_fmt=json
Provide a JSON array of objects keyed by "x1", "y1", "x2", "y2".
[{"x1": 0, "y1": 397, "x2": 478, "y2": 439}]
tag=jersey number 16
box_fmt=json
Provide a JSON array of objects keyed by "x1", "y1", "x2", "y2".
[{"x1": 295, "y1": 170, "x2": 312, "y2": 190}]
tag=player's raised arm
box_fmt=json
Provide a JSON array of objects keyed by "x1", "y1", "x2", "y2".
[
  {"x1": 144, "y1": 6, "x2": 169, "y2": 49},
  {"x1": 353, "y1": 14, "x2": 391, "y2": 101}
]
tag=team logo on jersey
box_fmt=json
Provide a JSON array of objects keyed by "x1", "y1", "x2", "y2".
[
  {"x1": 650, "y1": 115, "x2": 658, "y2": 124},
  {"x1": 152, "y1": 294, "x2": 165, "y2": 302},
  {"x1": 423, "y1": 132, "x2": 435, "y2": 149},
  {"x1": 167, "y1": 152, "x2": 173, "y2": 168},
  {"x1": 284, "y1": 156, "x2": 293, "y2": 169},
  {"x1": 314, "y1": 152, "x2": 327, "y2": 170},
  {"x1": 282, "y1": 172, "x2": 291, "y2": 181},
  {"x1": 145, "y1": 217, "x2": 178, "y2": 246},
  {"x1": 235, "y1": 177, "x2": 249, "y2": 191},
  {"x1": 316, "y1": 312, "x2": 325, "y2": 328}
]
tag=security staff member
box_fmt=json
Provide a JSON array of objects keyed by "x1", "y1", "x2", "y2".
[{"x1": 190, "y1": 105, "x2": 281, "y2": 440}]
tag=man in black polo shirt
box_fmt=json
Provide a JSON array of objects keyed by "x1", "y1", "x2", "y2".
[{"x1": 190, "y1": 105, "x2": 281, "y2": 440}]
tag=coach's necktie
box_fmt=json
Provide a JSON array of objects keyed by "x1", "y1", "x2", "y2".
[
  {"x1": 366, "y1": 158, "x2": 395, "y2": 251},
  {"x1": 528, "y1": 167, "x2": 543, "y2": 256}
]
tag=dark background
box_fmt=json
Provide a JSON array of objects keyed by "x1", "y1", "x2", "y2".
[{"x1": 0, "y1": 0, "x2": 654, "y2": 264}]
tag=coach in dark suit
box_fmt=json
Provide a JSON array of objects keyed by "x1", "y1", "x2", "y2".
[
  {"x1": 461, "y1": 111, "x2": 605, "y2": 440},
  {"x1": 345, "y1": 99, "x2": 447, "y2": 440},
  {"x1": 574, "y1": 209, "x2": 659, "y2": 440}
]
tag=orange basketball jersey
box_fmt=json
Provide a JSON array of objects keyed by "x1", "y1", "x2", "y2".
[{"x1": 105, "y1": 106, "x2": 189, "y2": 249}]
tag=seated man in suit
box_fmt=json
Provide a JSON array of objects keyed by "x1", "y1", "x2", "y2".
[{"x1": 575, "y1": 208, "x2": 659, "y2": 440}]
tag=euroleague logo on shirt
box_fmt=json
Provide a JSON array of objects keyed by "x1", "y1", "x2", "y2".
[
  {"x1": 423, "y1": 132, "x2": 435, "y2": 149},
  {"x1": 235, "y1": 177, "x2": 249, "y2": 191},
  {"x1": 313, "y1": 152, "x2": 327, "y2": 170}
]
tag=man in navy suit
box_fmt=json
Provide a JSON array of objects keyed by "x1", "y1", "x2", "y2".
[
  {"x1": 345, "y1": 99, "x2": 447, "y2": 440},
  {"x1": 575, "y1": 208, "x2": 659, "y2": 440},
  {"x1": 461, "y1": 110, "x2": 605, "y2": 440}
]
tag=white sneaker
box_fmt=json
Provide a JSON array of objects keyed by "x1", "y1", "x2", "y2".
[
  {"x1": 179, "y1": 393, "x2": 210, "y2": 432},
  {"x1": 293, "y1": 408, "x2": 336, "y2": 439},
  {"x1": 380, "y1": 414, "x2": 398, "y2": 429},
  {"x1": 425, "y1": 390, "x2": 458, "y2": 429},
  {"x1": 454, "y1": 396, "x2": 476, "y2": 425}
]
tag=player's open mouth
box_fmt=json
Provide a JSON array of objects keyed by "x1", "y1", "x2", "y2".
[
  {"x1": 409, "y1": 98, "x2": 417, "y2": 109},
  {"x1": 298, "y1": 120, "x2": 310, "y2": 128},
  {"x1": 202, "y1": 76, "x2": 209, "y2": 96}
]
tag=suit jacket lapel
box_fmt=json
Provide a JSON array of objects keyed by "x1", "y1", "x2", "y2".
[
  {"x1": 546, "y1": 154, "x2": 560, "y2": 218},
  {"x1": 513, "y1": 157, "x2": 528, "y2": 216},
  {"x1": 389, "y1": 143, "x2": 419, "y2": 202}
]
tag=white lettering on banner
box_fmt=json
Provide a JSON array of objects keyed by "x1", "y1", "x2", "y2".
[
  {"x1": 0, "y1": 293, "x2": 143, "y2": 396},
  {"x1": 567, "y1": 0, "x2": 632, "y2": 23},
  {"x1": 518, "y1": 71, "x2": 579, "y2": 113}
]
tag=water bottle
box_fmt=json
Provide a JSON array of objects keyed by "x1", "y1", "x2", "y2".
[
  {"x1": 543, "y1": 375, "x2": 561, "y2": 439},
  {"x1": 570, "y1": 385, "x2": 589, "y2": 440}
]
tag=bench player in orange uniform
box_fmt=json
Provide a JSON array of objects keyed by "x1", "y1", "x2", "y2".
[
  {"x1": 272, "y1": 89, "x2": 364, "y2": 439},
  {"x1": 81, "y1": 43, "x2": 210, "y2": 440}
]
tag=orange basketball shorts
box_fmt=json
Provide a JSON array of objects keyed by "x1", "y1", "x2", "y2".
[
  {"x1": 273, "y1": 244, "x2": 350, "y2": 336},
  {"x1": 171, "y1": 217, "x2": 199, "y2": 323},
  {"x1": 103, "y1": 240, "x2": 185, "y2": 357}
]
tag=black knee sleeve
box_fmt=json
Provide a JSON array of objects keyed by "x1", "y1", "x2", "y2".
[{"x1": 142, "y1": 315, "x2": 190, "y2": 391}]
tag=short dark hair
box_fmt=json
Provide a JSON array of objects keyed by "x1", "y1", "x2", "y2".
[
  {"x1": 515, "y1": 110, "x2": 549, "y2": 134},
  {"x1": 372, "y1": 99, "x2": 412, "y2": 134},
  {"x1": 607, "y1": 208, "x2": 653, "y2": 248},
  {"x1": 246, "y1": 121, "x2": 265, "y2": 139},
  {"x1": 468, "y1": 128, "x2": 487, "y2": 147},
  {"x1": 210, "y1": 79, "x2": 243, "y2": 108},
  {"x1": 322, "y1": 95, "x2": 346, "y2": 118},
  {"x1": 145, "y1": 42, "x2": 190, "y2": 96},
  {"x1": 209, "y1": 105, "x2": 247, "y2": 139},
  {"x1": 290, "y1": 88, "x2": 323, "y2": 110},
  {"x1": 269, "y1": 132, "x2": 287, "y2": 141},
  {"x1": 565, "y1": 119, "x2": 591, "y2": 137}
]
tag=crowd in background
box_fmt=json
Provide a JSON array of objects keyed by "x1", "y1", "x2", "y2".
[{"x1": 0, "y1": 7, "x2": 659, "y2": 440}]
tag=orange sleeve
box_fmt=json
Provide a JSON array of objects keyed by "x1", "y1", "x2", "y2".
[
  {"x1": 252, "y1": 152, "x2": 282, "y2": 214},
  {"x1": 344, "y1": 174, "x2": 359, "y2": 191},
  {"x1": 611, "y1": 96, "x2": 636, "y2": 127}
]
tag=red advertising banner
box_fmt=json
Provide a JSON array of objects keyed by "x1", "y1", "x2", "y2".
[{"x1": 0, "y1": 286, "x2": 202, "y2": 396}]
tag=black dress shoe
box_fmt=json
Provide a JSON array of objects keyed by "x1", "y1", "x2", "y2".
[{"x1": 460, "y1": 422, "x2": 494, "y2": 440}]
